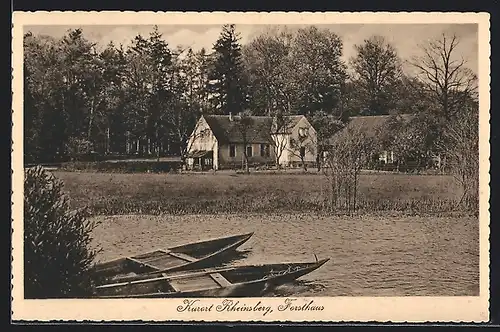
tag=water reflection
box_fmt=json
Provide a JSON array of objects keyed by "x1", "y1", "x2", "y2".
[
  {"x1": 271, "y1": 279, "x2": 328, "y2": 297},
  {"x1": 220, "y1": 249, "x2": 252, "y2": 266}
]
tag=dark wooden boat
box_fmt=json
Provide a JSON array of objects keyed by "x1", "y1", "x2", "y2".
[
  {"x1": 93, "y1": 258, "x2": 329, "y2": 298},
  {"x1": 91, "y1": 232, "x2": 254, "y2": 284}
]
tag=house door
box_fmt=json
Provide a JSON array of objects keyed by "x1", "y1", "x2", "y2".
[{"x1": 201, "y1": 156, "x2": 213, "y2": 171}]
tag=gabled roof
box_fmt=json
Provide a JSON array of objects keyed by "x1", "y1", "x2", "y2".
[
  {"x1": 345, "y1": 114, "x2": 413, "y2": 138},
  {"x1": 202, "y1": 114, "x2": 308, "y2": 144},
  {"x1": 199, "y1": 114, "x2": 413, "y2": 145},
  {"x1": 323, "y1": 114, "x2": 414, "y2": 145},
  {"x1": 271, "y1": 115, "x2": 304, "y2": 134},
  {"x1": 203, "y1": 115, "x2": 273, "y2": 144}
]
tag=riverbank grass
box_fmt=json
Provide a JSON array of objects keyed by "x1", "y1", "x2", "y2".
[{"x1": 53, "y1": 171, "x2": 469, "y2": 216}]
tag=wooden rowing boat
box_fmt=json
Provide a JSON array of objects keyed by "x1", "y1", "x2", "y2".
[
  {"x1": 93, "y1": 258, "x2": 329, "y2": 298},
  {"x1": 91, "y1": 232, "x2": 254, "y2": 284}
]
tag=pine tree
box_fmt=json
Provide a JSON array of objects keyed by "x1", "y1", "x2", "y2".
[
  {"x1": 209, "y1": 24, "x2": 247, "y2": 114},
  {"x1": 122, "y1": 26, "x2": 173, "y2": 157}
]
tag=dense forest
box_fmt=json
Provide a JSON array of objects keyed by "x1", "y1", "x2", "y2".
[{"x1": 24, "y1": 24, "x2": 478, "y2": 167}]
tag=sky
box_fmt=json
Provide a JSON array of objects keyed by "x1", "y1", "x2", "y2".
[{"x1": 25, "y1": 24, "x2": 478, "y2": 74}]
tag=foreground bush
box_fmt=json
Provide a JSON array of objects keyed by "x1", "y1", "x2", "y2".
[{"x1": 24, "y1": 166, "x2": 100, "y2": 298}]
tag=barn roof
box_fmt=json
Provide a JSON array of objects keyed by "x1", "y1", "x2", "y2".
[
  {"x1": 347, "y1": 114, "x2": 413, "y2": 136},
  {"x1": 324, "y1": 114, "x2": 414, "y2": 144}
]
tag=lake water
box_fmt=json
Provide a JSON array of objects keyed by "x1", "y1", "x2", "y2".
[{"x1": 92, "y1": 213, "x2": 479, "y2": 297}]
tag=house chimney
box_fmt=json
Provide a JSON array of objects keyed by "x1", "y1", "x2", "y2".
[{"x1": 229, "y1": 112, "x2": 233, "y2": 121}]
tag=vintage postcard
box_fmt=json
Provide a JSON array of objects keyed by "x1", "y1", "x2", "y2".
[{"x1": 11, "y1": 11, "x2": 490, "y2": 322}]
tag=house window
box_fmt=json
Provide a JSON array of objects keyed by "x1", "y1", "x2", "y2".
[
  {"x1": 246, "y1": 145, "x2": 253, "y2": 157},
  {"x1": 379, "y1": 151, "x2": 388, "y2": 163},
  {"x1": 260, "y1": 144, "x2": 270, "y2": 157},
  {"x1": 200, "y1": 129, "x2": 210, "y2": 138},
  {"x1": 229, "y1": 144, "x2": 236, "y2": 158},
  {"x1": 298, "y1": 127, "x2": 308, "y2": 137},
  {"x1": 300, "y1": 146, "x2": 306, "y2": 158}
]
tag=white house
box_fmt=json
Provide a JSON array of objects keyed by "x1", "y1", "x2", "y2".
[{"x1": 186, "y1": 113, "x2": 317, "y2": 170}]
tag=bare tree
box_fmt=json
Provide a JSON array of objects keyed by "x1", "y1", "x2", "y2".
[
  {"x1": 439, "y1": 102, "x2": 479, "y2": 212},
  {"x1": 411, "y1": 32, "x2": 479, "y2": 212},
  {"x1": 237, "y1": 113, "x2": 253, "y2": 174},
  {"x1": 309, "y1": 112, "x2": 345, "y2": 171},
  {"x1": 270, "y1": 113, "x2": 296, "y2": 170},
  {"x1": 322, "y1": 122, "x2": 373, "y2": 213},
  {"x1": 289, "y1": 129, "x2": 316, "y2": 172},
  {"x1": 231, "y1": 111, "x2": 269, "y2": 174},
  {"x1": 411, "y1": 33, "x2": 478, "y2": 120},
  {"x1": 271, "y1": 134, "x2": 288, "y2": 170}
]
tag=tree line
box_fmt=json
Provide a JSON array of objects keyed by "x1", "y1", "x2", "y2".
[
  {"x1": 21, "y1": 25, "x2": 480, "y2": 299},
  {"x1": 24, "y1": 24, "x2": 478, "y2": 170}
]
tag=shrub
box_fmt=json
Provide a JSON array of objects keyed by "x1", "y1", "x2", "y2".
[
  {"x1": 65, "y1": 137, "x2": 94, "y2": 161},
  {"x1": 24, "y1": 166, "x2": 100, "y2": 298},
  {"x1": 60, "y1": 160, "x2": 183, "y2": 173}
]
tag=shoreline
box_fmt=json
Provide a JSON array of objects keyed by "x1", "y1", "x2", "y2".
[{"x1": 89, "y1": 210, "x2": 478, "y2": 220}]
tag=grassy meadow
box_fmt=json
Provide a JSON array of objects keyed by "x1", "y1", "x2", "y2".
[
  {"x1": 53, "y1": 171, "x2": 466, "y2": 216},
  {"x1": 56, "y1": 170, "x2": 480, "y2": 297}
]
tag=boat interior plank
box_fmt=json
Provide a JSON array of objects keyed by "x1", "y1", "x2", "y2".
[
  {"x1": 169, "y1": 252, "x2": 197, "y2": 262},
  {"x1": 126, "y1": 257, "x2": 159, "y2": 271},
  {"x1": 169, "y1": 275, "x2": 220, "y2": 292},
  {"x1": 132, "y1": 250, "x2": 167, "y2": 261},
  {"x1": 210, "y1": 273, "x2": 232, "y2": 287},
  {"x1": 149, "y1": 256, "x2": 187, "y2": 270}
]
